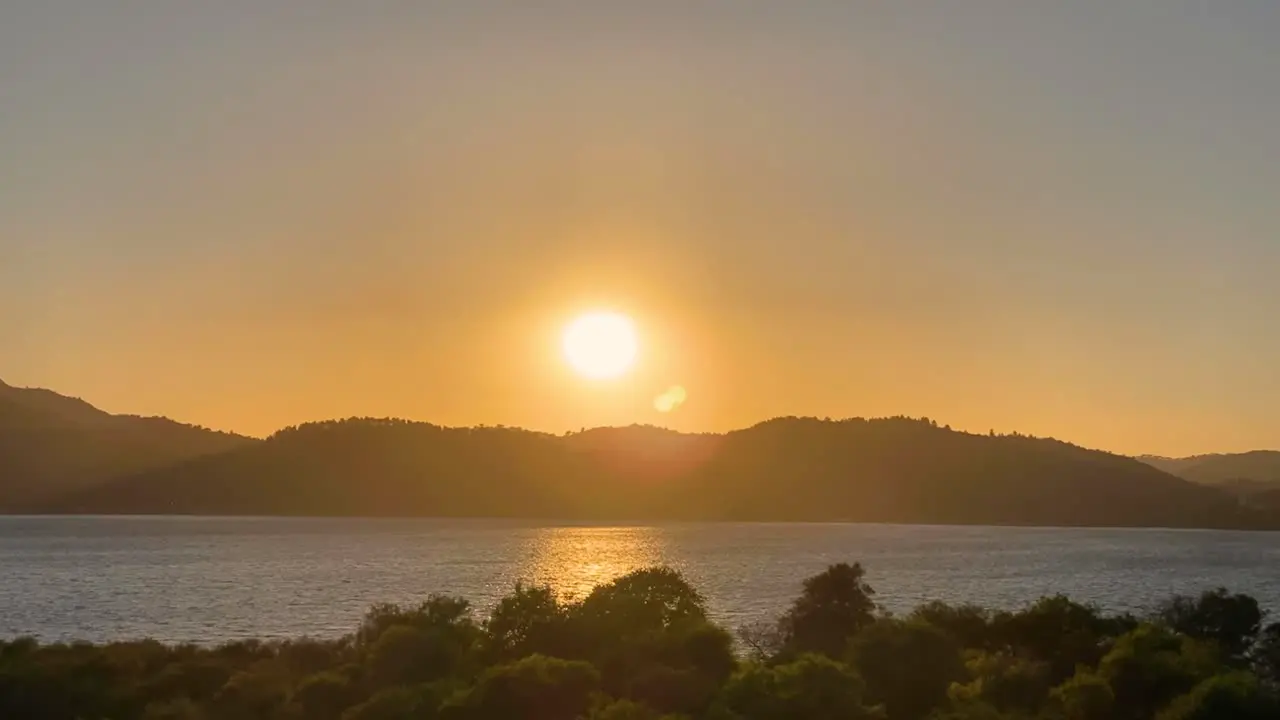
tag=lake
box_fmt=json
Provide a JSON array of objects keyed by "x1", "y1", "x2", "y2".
[{"x1": 2, "y1": 516, "x2": 1278, "y2": 644}]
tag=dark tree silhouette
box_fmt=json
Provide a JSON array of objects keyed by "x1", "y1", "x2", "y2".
[
  {"x1": 777, "y1": 562, "x2": 877, "y2": 658},
  {"x1": 847, "y1": 619, "x2": 964, "y2": 720},
  {"x1": 0, "y1": 563, "x2": 1276, "y2": 719},
  {"x1": 1157, "y1": 588, "x2": 1264, "y2": 662}
]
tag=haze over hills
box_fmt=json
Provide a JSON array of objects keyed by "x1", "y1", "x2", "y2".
[
  {"x1": 4, "y1": 379, "x2": 1275, "y2": 528},
  {"x1": 1138, "y1": 451, "x2": 1280, "y2": 486},
  {"x1": 46, "y1": 417, "x2": 1270, "y2": 529},
  {"x1": 1138, "y1": 451, "x2": 1280, "y2": 514},
  {"x1": 0, "y1": 379, "x2": 254, "y2": 509}
]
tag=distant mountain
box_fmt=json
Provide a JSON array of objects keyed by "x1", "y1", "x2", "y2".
[
  {"x1": 0, "y1": 380, "x2": 255, "y2": 509},
  {"x1": 1137, "y1": 451, "x2": 1280, "y2": 492},
  {"x1": 1135, "y1": 455, "x2": 1196, "y2": 477},
  {"x1": 51, "y1": 415, "x2": 1270, "y2": 529}
]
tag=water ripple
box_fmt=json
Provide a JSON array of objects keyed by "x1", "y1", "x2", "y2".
[{"x1": 1, "y1": 517, "x2": 1277, "y2": 644}]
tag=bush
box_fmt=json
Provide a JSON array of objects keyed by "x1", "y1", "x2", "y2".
[
  {"x1": 848, "y1": 619, "x2": 964, "y2": 720},
  {"x1": 715, "y1": 654, "x2": 882, "y2": 720},
  {"x1": 777, "y1": 563, "x2": 877, "y2": 658},
  {"x1": 1158, "y1": 588, "x2": 1265, "y2": 661},
  {"x1": 0, "y1": 564, "x2": 1275, "y2": 720},
  {"x1": 1157, "y1": 672, "x2": 1280, "y2": 720},
  {"x1": 440, "y1": 654, "x2": 600, "y2": 720}
]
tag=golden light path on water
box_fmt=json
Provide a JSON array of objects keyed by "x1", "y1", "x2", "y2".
[{"x1": 520, "y1": 526, "x2": 668, "y2": 601}]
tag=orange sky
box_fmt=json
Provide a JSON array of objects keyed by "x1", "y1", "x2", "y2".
[{"x1": 4, "y1": 4, "x2": 1280, "y2": 456}]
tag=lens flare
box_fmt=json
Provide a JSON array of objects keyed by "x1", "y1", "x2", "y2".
[{"x1": 653, "y1": 385, "x2": 687, "y2": 413}]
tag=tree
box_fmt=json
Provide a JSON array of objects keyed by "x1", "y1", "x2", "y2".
[
  {"x1": 141, "y1": 698, "x2": 207, "y2": 720},
  {"x1": 947, "y1": 651, "x2": 1051, "y2": 717},
  {"x1": 621, "y1": 620, "x2": 736, "y2": 715},
  {"x1": 1157, "y1": 672, "x2": 1280, "y2": 720},
  {"x1": 440, "y1": 655, "x2": 600, "y2": 720},
  {"x1": 735, "y1": 621, "x2": 785, "y2": 662},
  {"x1": 585, "y1": 699, "x2": 664, "y2": 720},
  {"x1": 992, "y1": 596, "x2": 1122, "y2": 682},
  {"x1": 211, "y1": 661, "x2": 293, "y2": 720},
  {"x1": 357, "y1": 596, "x2": 476, "y2": 648},
  {"x1": 367, "y1": 626, "x2": 457, "y2": 688},
  {"x1": 483, "y1": 583, "x2": 571, "y2": 663},
  {"x1": 563, "y1": 568, "x2": 723, "y2": 706},
  {"x1": 1158, "y1": 588, "x2": 1264, "y2": 661},
  {"x1": 778, "y1": 563, "x2": 877, "y2": 658},
  {"x1": 1049, "y1": 671, "x2": 1114, "y2": 720},
  {"x1": 909, "y1": 601, "x2": 994, "y2": 651},
  {"x1": 2, "y1": 567, "x2": 1278, "y2": 720},
  {"x1": 1253, "y1": 622, "x2": 1280, "y2": 684},
  {"x1": 847, "y1": 619, "x2": 964, "y2": 720},
  {"x1": 1095, "y1": 624, "x2": 1220, "y2": 720},
  {"x1": 576, "y1": 568, "x2": 709, "y2": 638},
  {"x1": 341, "y1": 685, "x2": 436, "y2": 720},
  {"x1": 292, "y1": 671, "x2": 358, "y2": 720},
  {"x1": 360, "y1": 596, "x2": 481, "y2": 688},
  {"x1": 715, "y1": 654, "x2": 883, "y2": 720}
]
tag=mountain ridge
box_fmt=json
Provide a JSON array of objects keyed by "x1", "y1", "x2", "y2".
[
  {"x1": 49, "y1": 415, "x2": 1275, "y2": 529},
  {"x1": 1136, "y1": 450, "x2": 1280, "y2": 514},
  {"x1": 0, "y1": 379, "x2": 256, "y2": 509},
  {"x1": 4, "y1": 380, "x2": 1277, "y2": 528}
]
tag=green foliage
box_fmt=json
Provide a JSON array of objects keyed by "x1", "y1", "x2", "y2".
[
  {"x1": 440, "y1": 654, "x2": 600, "y2": 720},
  {"x1": 1253, "y1": 622, "x2": 1280, "y2": 684},
  {"x1": 1094, "y1": 624, "x2": 1221, "y2": 720},
  {"x1": 991, "y1": 596, "x2": 1125, "y2": 683},
  {"x1": 576, "y1": 567, "x2": 709, "y2": 639},
  {"x1": 367, "y1": 627, "x2": 447, "y2": 687},
  {"x1": 947, "y1": 651, "x2": 1052, "y2": 716},
  {"x1": 910, "y1": 601, "x2": 995, "y2": 651},
  {"x1": 848, "y1": 618, "x2": 964, "y2": 720},
  {"x1": 570, "y1": 569, "x2": 731, "y2": 715},
  {"x1": 0, "y1": 563, "x2": 1276, "y2": 720},
  {"x1": 715, "y1": 654, "x2": 883, "y2": 720},
  {"x1": 1048, "y1": 671, "x2": 1114, "y2": 720},
  {"x1": 341, "y1": 684, "x2": 437, "y2": 720},
  {"x1": 483, "y1": 583, "x2": 571, "y2": 663},
  {"x1": 1157, "y1": 588, "x2": 1264, "y2": 661},
  {"x1": 586, "y1": 698, "x2": 665, "y2": 720},
  {"x1": 779, "y1": 562, "x2": 877, "y2": 658},
  {"x1": 293, "y1": 671, "x2": 358, "y2": 720},
  {"x1": 357, "y1": 595, "x2": 475, "y2": 647},
  {"x1": 360, "y1": 595, "x2": 481, "y2": 689},
  {"x1": 1156, "y1": 672, "x2": 1280, "y2": 720},
  {"x1": 143, "y1": 697, "x2": 209, "y2": 719},
  {"x1": 616, "y1": 621, "x2": 736, "y2": 715}
]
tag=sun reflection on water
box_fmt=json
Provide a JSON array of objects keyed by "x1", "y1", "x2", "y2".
[{"x1": 520, "y1": 526, "x2": 668, "y2": 601}]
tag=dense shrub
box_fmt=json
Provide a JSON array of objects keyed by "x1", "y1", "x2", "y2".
[{"x1": 0, "y1": 564, "x2": 1274, "y2": 720}]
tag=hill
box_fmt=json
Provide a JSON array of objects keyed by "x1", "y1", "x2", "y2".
[
  {"x1": 0, "y1": 379, "x2": 256, "y2": 509},
  {"x1": 51, "y1": 415, "x2": 1270, "y2": 528},
  {"x1": 1138, "y1": 451, "x2": 1280, "y2": 488},
  {"x1": 1137, "y1": 452, "x2": 1280, "y2": 514}
]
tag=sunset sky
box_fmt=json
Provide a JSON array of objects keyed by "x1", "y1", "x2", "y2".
[{"x1": 3, "y1": 3, "x2": 1278, "y2": 456}]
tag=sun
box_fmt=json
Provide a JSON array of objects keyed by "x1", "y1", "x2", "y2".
[{"x1": 562, "y1": 311, "x2": 639, "y2": 380}]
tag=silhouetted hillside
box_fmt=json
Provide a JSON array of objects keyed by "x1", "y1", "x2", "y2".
[
  {"x1": 52, "y1": 416, "x2": 1269, "y2": 528},
  {"x1": 1136, "y1": 454, "x2": 1195, "y2": 476},
  {"x1": 1138, "y1": 451, "x2": 1280, "y2": 498},
  {"x1": 0, "y1": 380, "x2": 255, "y2": 509}
]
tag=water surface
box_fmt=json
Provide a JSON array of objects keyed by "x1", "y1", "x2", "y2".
[{"x1": 2, "y1": 516, "x2": 1277, "y2": 644}]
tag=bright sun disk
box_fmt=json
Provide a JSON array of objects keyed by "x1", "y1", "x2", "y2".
[{"x1": 562, "y1": 312, "x2": 638, "y2": 380}]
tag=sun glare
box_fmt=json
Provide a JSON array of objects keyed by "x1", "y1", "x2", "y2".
[{"x1": 562, "y1": 312, "x2": 639, "y2": 380}]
